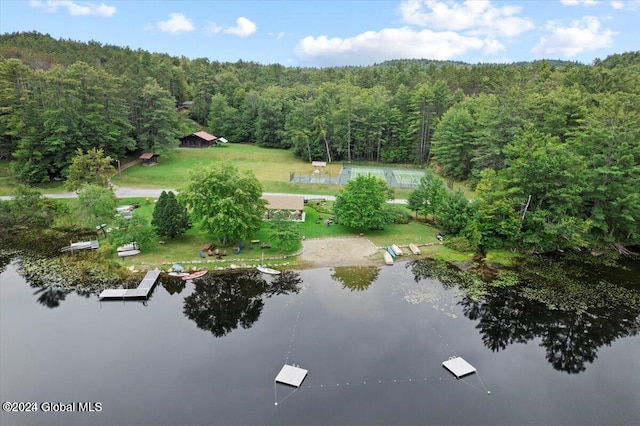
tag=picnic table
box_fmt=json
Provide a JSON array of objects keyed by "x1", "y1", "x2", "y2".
[{"x1": 202, "y1": 242, "x2": 215, "y2": 251}]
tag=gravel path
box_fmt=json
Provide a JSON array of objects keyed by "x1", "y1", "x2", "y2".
[{"x1": 298, "y1": 237, "x2": 380, "y2": 268}]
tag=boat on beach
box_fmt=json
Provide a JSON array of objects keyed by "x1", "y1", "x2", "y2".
[
  {"x1": 386, "y1": 246, "x2": 396, "y2": 258},
  {"x1": 391, "y1": 244, "x2": 403, "y2": 256},
  {"x1": 409, "y1": 243, "x2": 421, "y2": 255},
  {"x1": 383, "y1": 251, "x2": 394, "y2": 265}
]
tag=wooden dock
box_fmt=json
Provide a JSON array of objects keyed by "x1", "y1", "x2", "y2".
[{"x1": 99, "y1": 270, "x2": 161, "y2": 300}]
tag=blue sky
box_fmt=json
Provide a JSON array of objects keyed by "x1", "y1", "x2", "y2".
[{"x1": 1, "y1": 1, "x2": 638, "y2": 66}]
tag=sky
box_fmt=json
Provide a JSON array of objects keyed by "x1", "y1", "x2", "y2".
[{"x1": 1, "y1": 0, "x2": 638, "y2": 67}]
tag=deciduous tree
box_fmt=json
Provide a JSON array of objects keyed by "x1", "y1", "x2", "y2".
[
  {"x1": 66, "y1": 148, "x2": 116, "y2": 191},
  {"x1": 333, "y1": 175, "x2": 393, "y2": 231},
  {"x1": 76, "y1": 184, "x2": 116, "y2": 236},
  {"x1": 178, "y1": 162, "x2": 266, "y2": 245}
]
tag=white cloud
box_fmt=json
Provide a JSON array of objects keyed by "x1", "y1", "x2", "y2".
[
  {"x1": 610, "y1": 1, "x2": 624, "y2": 8},
  {"x1": 269, "y1": 32, "x2": 286, "y2": 40},
  {"x1": 205, "y1": 22, "x2": 222, "y2": 34},
  {"x1": 223, "y1": 17, "x2": 257, "y2": 37},
  {"x1": 397, "y1": 0, "x2": 534, "y2": 37},
  {"x1": 156, "y1": 13, "x2": 195, "y2": 33},
  {"x1": 29, "y1": 0, "x2": 116, "y2": 17},
  {"x1": 295, "y1": 27, "x2": 504, "y2": 66},
  {"x1": 560, "y1": 0, "x2": 599, "y2": 6},
  {"x1": 532, "y1": 16, "x2": 616, "y2": 57}
]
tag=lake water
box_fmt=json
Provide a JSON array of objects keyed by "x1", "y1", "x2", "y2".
[{"x1": 1, "y1": 261, "x2": 639, "y2": 426}]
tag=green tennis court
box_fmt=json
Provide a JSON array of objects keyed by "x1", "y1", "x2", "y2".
[
  {"x1": 350, "y1": 167, "x2": 386, "y2": 180},
  {"x1": 393, "y1": 170, "x2": 424, "y2": 185}
]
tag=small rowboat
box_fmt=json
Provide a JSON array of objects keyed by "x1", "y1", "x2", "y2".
[
  {"x1": 383, "y1": 251, "x2": 394, "y2": 265},
  {"x1": 391, "y1": 244, "x2": 403, "y2": 256},
  {"x1": 409, "y1": 243, "x2": 421, "y2": 255},
  {"x1": 181, "y1": 270, "x2": 208, "y2": 280},
  {"x1": 117, "y1": 249, "x2": 140, "y2": 257},
  {"x1": 386, "y1": 246, "x2": 396, "y2": 258}
]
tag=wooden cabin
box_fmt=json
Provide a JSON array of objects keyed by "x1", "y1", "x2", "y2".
[{"x1": 180, "y1": 131, "x2": 218, "y2": 148}]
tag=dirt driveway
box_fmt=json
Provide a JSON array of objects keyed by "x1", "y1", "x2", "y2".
[{"x1": 298, "y1": 237, "x2": 380, "y2": 268}]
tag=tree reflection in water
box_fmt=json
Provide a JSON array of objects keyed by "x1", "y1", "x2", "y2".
[
  {"x1": 460, "y1": 289, "x2": 640, "y2": 373},
  {"x1": 161, "y1": 276, "x2": 187, "y2": 295},
  {"x1": 331, "y1": 266, "x2": 380, "y2": 292},
  {"x1": 183, "y1": 270, "x2": 302, "y2": 337},
  {"x1": 410, "y1": 259, "x2": 640, "y2": 374}
]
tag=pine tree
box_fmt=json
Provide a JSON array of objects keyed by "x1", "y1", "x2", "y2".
[{"x1": 151, "y1": 191, "x2": 191, "y2": 238}]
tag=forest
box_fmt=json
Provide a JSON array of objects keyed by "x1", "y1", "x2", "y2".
[{"x1": 0, "y1": 32, "x2": 638, "y2": 255}]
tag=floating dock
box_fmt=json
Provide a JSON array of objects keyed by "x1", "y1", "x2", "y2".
[
  {"x1": 443, "y1": 356, "x2": 476, "y2": 379},
  {"x1": 275, "y1": 364, "x2": 308, "y2": 388},
  {"x1": 99, "y1": 270, "x2": 161, "y2": 300}
]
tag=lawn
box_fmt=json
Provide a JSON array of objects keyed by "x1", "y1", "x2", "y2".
[{"x1": 112, "y1": 144, "x2": 345, "y2": 195}]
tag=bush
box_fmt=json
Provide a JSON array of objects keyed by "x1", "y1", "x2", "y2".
[
  {"x1": 384, "y1": 205, "x2": 411, "y2": 224},
  {"x1": 443, "y1": 236, "x2": 475, "y2": 252}
]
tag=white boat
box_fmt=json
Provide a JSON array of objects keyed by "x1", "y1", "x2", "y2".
[
  {"x1": 409, "y1": 243, "x2": 421, "y2": 255},
  {"x1": 257, "y1": 265, "x2": 281, "y2": 275},
  {"x1": 391, "y1": 244, "x2": 403, "y2": 256},
  {"x1": 383, "y1": 251, "x2": 394, "y2": 265},
  {"x1": 257, "y1": 253, "x2": 280, "y2": 275},
  {"x1": 117, "y1": 242, "x2": 139, "y2": 252},
  {"x1": 117, "y1": 249, "x2": 140, "y2": 257}
]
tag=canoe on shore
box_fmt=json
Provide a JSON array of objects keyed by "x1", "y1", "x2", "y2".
[
  {"x1": 117, "y1": 249, "x2": 140, "y2": 257},
  {"x1": 386, "y1": 246, "x2": 396, "y2": 258},
  {"x1": 391, "y1": 244, "x2": 403, "y2": 256},
  {"x1": 383, "y1": 251, "x2": 394, "y2": 265},
  {"x1": 409, "y1": 243, "x2": 421, "y2": 255}
]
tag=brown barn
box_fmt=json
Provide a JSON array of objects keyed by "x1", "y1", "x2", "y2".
[{"x1": 180, "y1": 131, "x2": 218, "y2": 148}]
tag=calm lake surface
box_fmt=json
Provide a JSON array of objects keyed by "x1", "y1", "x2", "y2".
[{"x1": 1, "y1": 260, "x2": 639, "y2": 426}]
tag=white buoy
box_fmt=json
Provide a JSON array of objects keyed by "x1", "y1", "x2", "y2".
[
  {"x1": 488, "y1": 391, "x2": 491, "y2": 395},
  {"x1": 275, "y1": 402, "x2": 278, "y2": 406}
]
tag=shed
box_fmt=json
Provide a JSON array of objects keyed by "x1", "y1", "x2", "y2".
[
  {"x1": 180, "y1": 131, "x2": 218, "y2": 148},
  {"x1": 139, "y1": 152, "x2": 159, "y2": 164},
  {"x1": 312, "y1": 161, "x2": 327, "y2": 168}
]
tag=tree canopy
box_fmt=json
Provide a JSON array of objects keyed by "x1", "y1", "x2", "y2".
[
  {"x1": 151, "y1": 190, "x2": 191, "y2": 238},
  {"x1": 333, "y1": 175, "x2": 394, "y2": 231},
  {"x1": 65, "y1": 148, "x2": 115, "y2": 192},
  {"x1": 178, "y1": 162, "x2": 267, "y2": 245}
]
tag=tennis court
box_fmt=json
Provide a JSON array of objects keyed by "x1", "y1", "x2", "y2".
[
  {"x1": 393, "y1": 170, "x2": 425, "y2": 187},
  {"x1": 349, "y1": 167, "x2": 386, "y2": 180},
  {"x1": 290, "y1": 164, "x2": 426, "y2": 188}
]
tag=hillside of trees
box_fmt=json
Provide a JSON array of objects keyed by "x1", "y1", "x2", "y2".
[{"x1": 1, "y1": 32, "x2": 638, "y2": 254}]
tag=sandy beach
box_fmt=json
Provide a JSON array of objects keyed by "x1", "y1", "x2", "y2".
[{"x1": 297, "y1": 237, "x2": 380, "y2": 268}]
